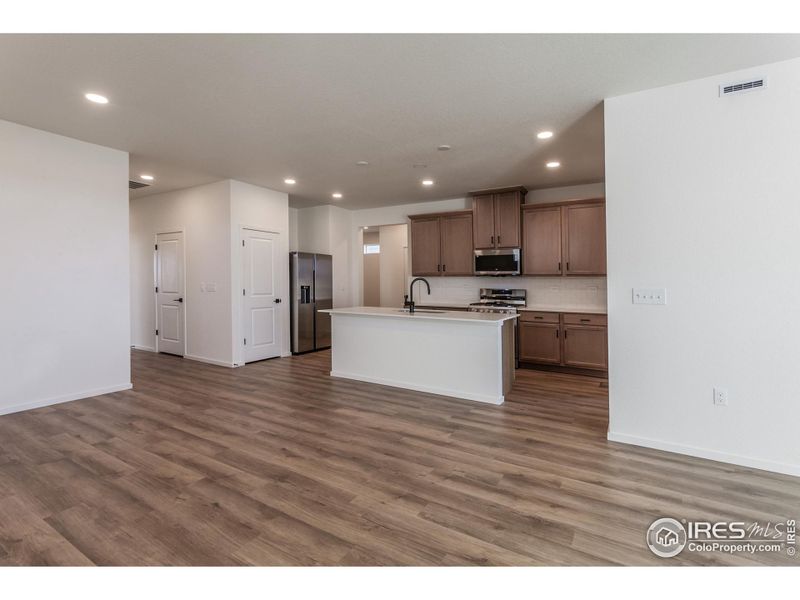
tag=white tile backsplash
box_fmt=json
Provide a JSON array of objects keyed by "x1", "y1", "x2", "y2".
[{"x1": 410, "y1": 276, "x2": 607, "y2": 310}]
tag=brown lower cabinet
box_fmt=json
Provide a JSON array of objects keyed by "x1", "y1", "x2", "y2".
[
  {"x1": 519, "y1": 322, "x2": 561, "y2": 364},
  {"x1": 519, "y1": 311, "x2": 607, "y2": 371}
]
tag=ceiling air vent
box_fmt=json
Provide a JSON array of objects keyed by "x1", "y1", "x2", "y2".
[
  {"x1": 719, "y1": 78, "x2": 766, "y2": 97},
  {"x1": 129, "y1": 180, "x2": 150, "y2": 190}
]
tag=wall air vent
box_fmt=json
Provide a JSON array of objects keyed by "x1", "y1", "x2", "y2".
[
  {"x1": 129, "y1": 180, "x2": 151, "y2": 190},
  {"x1": 719, "y1": 78, "x2": 766, "y2": 97}
]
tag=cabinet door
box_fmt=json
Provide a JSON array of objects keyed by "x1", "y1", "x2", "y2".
[
  {"x1": 440, "y1": 213, "x2": 474, "y2": 276},
  {"x1": 519, "y1": 322, "x2": 562, "y2": 364},
  {"x1": 522, "y1": 206, "x2": 562, "y2": 275},
  {"x1": 564, "y1": 203, "x2": 606, "y2": 275},
  {"x1": 563, "y1": 326, "x2": 607, "y2": 369},
  {"x1": 472, "y1": 194, "x2": 496, "y2": 249},
  {"x1": 410, "y1": 217, "x2": 441, "y2": 276},
  {"x1": 493, "y1": 191, "x2": 521, "y2": 248}
]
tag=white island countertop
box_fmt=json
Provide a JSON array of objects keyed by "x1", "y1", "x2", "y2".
[{"x1": 320, "y1": 306, "x2": 518, "y2": 325}]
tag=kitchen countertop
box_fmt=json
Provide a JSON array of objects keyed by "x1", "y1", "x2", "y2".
[
  {"x1": 518, "y1": 306, "x2": 607, "y2": 315},
  {"x1": 320, "y1": 306, "x2": 518, "y2": 324},
  {"x1": 414, "y1": 301, "x2": 607, "y2": 314},
  {"x1": 412, "y1": 301, "x2": 472, "y2": 309}
]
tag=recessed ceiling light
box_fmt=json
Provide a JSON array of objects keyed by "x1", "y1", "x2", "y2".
[
  {"x1": 284, "y1": 178, "x2": 296, "y2": 184},
  {"x1": 140, "y1": 174, "x2": 154, "y2": 181},
  {"x1": 537, "y1": 131, "x2": 554, "y2": 139},
  {"x1": 85, "y1": 92, "x2": 109, "y2": 104},
  {"x1": 356, "y1": 161, "x2": 369, "y2": 166},
  {"x1": 437, "y1": 145, "x2": 451, "y2": 151},
  {"x1": 332, "y1": 193, "x2": 343, "y2": 199},
  {"x1": 363, "y1": 226, "x2": 369, "y2": 230},
  {"x1": 546, "y1": 161, "x2": 561, "y2": 168},
  {"x1": 422, "y1": 179, "x2": 434, "y2": 186}
]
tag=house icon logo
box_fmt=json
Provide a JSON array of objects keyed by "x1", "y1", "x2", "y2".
[{"x1": 647, "y1": 518, "x2": 688, "y2": 558}]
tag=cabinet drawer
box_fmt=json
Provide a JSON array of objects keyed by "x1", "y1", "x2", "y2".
[
  {"x1": 563, "y1": 313, "x2": 607, "y2": 327},
  {"x1": 519, "y1": 311, "x2": 560, "y2": 324}
]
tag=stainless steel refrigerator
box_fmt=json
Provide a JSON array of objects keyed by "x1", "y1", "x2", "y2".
[{"x1": 290, "y1": 252, "x2": 333, "y2": 354}]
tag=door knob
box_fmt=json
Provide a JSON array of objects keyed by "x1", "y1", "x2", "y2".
[
  {"x1": 172, "y1": 298, "x2": 184, "y2": 303},
  {"x1": 274, "y1": 298, "x2": 282, "y2": 303}
]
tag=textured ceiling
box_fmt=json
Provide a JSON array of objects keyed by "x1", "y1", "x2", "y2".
[{"x1": 1, "y1": 34, "x2": 799, "y2": 208}]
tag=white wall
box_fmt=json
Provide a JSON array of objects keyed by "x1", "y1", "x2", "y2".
[
  {"x1": 288, "y1": 207, "x2": 299, "y2": 252},
  {"x1": 526, "y1": 182, "x2": 605, "y2": 205},
  {"x1": 130, "y1": 180, "x2": 233, "y2": 365},
  {"x1": 0, "y1": 119, "x2": 130, "y2": 415},
  {"x1": 605, "y1": 57, "x2": 800, "y2": 476},
  {"x1": 131, "y1": 179, "x2": 290, "y2": 367},
  {"x1": 294, "y1": 204, "x2": 353, "y2": 307},
  {"x1": 230, "y1": 180, "x2": 291, "y2": 361}
]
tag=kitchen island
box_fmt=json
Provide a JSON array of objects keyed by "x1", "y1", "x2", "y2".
[{"x1": 319, "y1": 306, "x2": 517, "y2": 404}]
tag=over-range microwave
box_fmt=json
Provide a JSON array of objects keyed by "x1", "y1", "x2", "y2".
[{"x1": 474, "y1": 248, "x2": 521, "y2": 276}]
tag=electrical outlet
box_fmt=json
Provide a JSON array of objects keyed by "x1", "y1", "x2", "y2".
[
  {"x1": 633, "y1": 288, "x2": 667, "y2": 305},
  {"x1": 713, "y1": 387, "x2": 728, "y2": 406}
]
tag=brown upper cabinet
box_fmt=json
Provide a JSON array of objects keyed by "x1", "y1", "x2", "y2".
[
  {"x1": 522, "y1": 199, "x2": 606, "y2": 276},
  {"x1": 409, "y1": 211, "x2": 474, "y2": 276},
  {"x1": 469, "y1": 186, "x2": 526, "y2": 249}
]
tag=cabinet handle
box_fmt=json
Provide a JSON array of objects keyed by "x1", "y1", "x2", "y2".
[
  {"x1": 490, "y1": 235, "x2": 494, "y2": 245},
  {"x1": 437, "y1": 264, "x2": 441, "y2": 272},
  {"x1": 566, "y1": 261, "x2": 570, "y2": 271},
  {"x1": 564, "y1": 330, "x2": 568, "y2": 339},
  {"x1": 580, "y1": 318, "x2": 590, "y2": 323},
  {"x1": 497, "y1": 235, "x2": 501, "y2": 245},
  {"x1": 534, "y1": 316, "x2": 543, "y2": 320},
  {"x1": 556, "y1": 329, "x2": 559, "y2": 338},
  {"x1": 558, "y1": 261, "x2": 561, "y2": 272},
  {"x1": 443, "y1": 264, "x2": 446, "y2": 272}
]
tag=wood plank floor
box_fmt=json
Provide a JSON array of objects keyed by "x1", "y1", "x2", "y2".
[{"x1": 1, "y1": 349, "x2": 798, "y2": 565}]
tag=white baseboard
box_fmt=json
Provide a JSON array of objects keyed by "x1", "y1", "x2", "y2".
[
  {"x1": 0, "y1": 382, "x2": 133, "y2": 417},
  {"x1": 607, "y1": 431, "x2": 800, "y2": 478},
  {"x1": 185, "y1": 354, "x2": 236, "y2": 368},
  {"x1": 329, "y1": 370, "x2": 504, "y2": 405},
  {"x1": 131, "y1": 345, "x2": 156, "y2": 352}
]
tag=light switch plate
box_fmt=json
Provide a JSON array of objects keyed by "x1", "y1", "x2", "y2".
[{"x1": 633, "y1": 288, "x2": 667, "y2": 305}]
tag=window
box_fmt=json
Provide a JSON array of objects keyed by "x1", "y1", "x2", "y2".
[{"x1": 363, "y1": 244, "x2": 380, "y2": 255}]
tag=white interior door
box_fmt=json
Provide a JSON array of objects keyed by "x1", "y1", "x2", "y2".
[
  {"x1": 242, "y1": 229, "x2": 280, "y2": 363},
  {"x1": 155, "y1": 231, "x2": 185, "y2": 356}
]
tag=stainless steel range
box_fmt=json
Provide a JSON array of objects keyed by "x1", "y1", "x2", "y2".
[{"x1": 468, "y1": 288, "x2": 526, "y2": 367}]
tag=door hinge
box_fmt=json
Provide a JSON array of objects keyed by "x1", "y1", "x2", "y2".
[
  {"x1": 155, "y1": 286, "x2": 159, "y2": 293},
  {"x1": 155, "y1": 329, "x2": 159, "y2": 336},
  {"x1": 244, "y1": 338, "x2": 247, "y2": 346},
  {"x1": 242, "y1": 240, "x2": 245, "y2": 247},
  {"x1": 155, "y1": 244, "x2": 158, "y2": 250},
  {"x1": 243, "y1": 288, "x2": 246, "y2": 296}
]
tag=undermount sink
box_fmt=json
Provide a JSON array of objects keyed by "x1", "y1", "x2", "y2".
[{"x1": 397, "y1": 308, "x2": 445, "y2": 314}]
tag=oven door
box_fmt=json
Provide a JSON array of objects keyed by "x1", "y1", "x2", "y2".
[{"x1": 474, "y1": 249, "x2": 520, "y2": 276}]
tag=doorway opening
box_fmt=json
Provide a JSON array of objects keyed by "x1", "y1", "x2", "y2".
[{"x1": 361, "y1": 224, "x2": 408, "y2": 308}]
